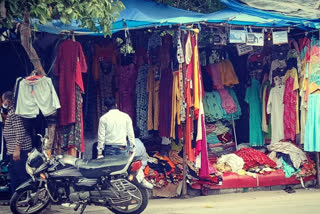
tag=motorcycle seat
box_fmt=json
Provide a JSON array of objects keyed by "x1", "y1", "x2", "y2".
[{"x1": 75, "y1": 155, "x2": 129, "y2": 178}]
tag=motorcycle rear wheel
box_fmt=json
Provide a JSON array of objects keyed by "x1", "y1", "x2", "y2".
[
  {"x1": 107, "y1": 186, "x2": 148, "y2": 214},
  {"x1": 10, "y1": 186, "x2": 50, "y2": 214}
]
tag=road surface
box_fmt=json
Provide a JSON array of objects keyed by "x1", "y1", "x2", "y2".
[{"x1": 1, "y1": 188, "x2": 320, "y2": 214}]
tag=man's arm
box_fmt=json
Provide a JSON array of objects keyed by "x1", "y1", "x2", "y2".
[
  {"x1": 126, "y1": 116, "x2": 135, "y2": 150},
  {"x1": 97, "y1": 117, "x2": 106, "y2": 156}
]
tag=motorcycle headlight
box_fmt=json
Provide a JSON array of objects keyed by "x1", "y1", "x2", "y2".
[{"x1": 26, "y1": 163, "x2": 35, "y2": 176}]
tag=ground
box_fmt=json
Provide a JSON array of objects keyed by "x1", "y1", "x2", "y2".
[{"x1": 1, "y1": 188, "x2": 320, "y2": 214}]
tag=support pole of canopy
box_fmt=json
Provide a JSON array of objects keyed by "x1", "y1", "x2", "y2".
[
  {"x1": 181, "y1": 123, "x2": 188, "y2": 197},
  {"x1": 231, "y1": 114, "x2": 238, "y2": 150}
]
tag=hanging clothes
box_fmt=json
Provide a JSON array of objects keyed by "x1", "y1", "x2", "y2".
[
  {"x1": 118, "y1": 63, "x2": 138, "y2": 124},
  {"x1": 170, "y1": 71, "x2": 181, "y2": 138},
  {"x1": 245, "y1": 78, "x2": 264, "y2": 146},
  {"x1": 15, "y1": 76, "x2": 61, "y2": 118},
  {"x1": 193, "y1": 31, "x2": 209, "y2": 179},
  {"x1": 219, "y1": 59, "x2": 239, "y2": 87},
  {"x1": 147, "y1": 65, "x2": 160, "y2": 131},
  {"x1": 283, "y1": 68, "x2": 299, "y2": 141},
  {"x1": 60, "y1": 85, "x2": 84, "y2": 152},
  {"x1": 159, "y1": 68, "x2": 173, "y2": 137},
  {"x1": 304, "y1": 46, "x2": 320, "y2": 152},
  {"x1": 261, "y1": 80, "x2": 271, "y2": 137},
  {"x1": 267, "y1": 85, "x2": 285, "y2": 143},
  {"x1": 206, "y1": 64, "x2": 224, "y2": 89},
  {"x1": 136, "y1": 64, "x2": 150, "y2": 138},
  {"x1": 93, "y1": 44, "x2": 118, "y2": 124},
  {"x1": 185, "y1": 32, "x2": 195, "y2": 162},
  {"x1": 55, "y1": 39, "x2": 87, "y2": 126},
  {"x1": 217, "y1": 89, "x2": 237, "y2": 114}
]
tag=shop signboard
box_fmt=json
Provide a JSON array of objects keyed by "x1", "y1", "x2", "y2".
[
  {"x1": 272, "y1": 31, "x2": 288, "y2": 45},
  {"x1": 229, "y1": 30, "x2": 247, "y2": 44},
  {"x1": 246, "y1": 32, "x2": 264, "y2": 46},
  {"x1": 236, "y1": 44, "x2": 253, "y2": 56},
  {"x1": 213, "y1": 32, "x2": 228, "y2": 45}
]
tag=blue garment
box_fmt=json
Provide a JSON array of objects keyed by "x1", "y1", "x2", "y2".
[
  {"x1": 304, "y1": 93, "x2": 320, "y2": 152},
  {"x1": 203, "y1": 91, "x2": 225, "y2": 122},
  {"x1": 206, "y1": 133, "x2": 221, "y2": 144},
  {"x1": 280, "y1": 157, "x2": 296, "y2": 178},
  {"x1": 245, "y1": 78, "x2": 264, "y2": 146},
  {"x1": 134, "y1": 138, "x2": 148, "y2": 168}
]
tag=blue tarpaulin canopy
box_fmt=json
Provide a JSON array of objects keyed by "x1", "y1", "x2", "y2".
[
  {"x1": 34, "y1": 0, "x2": 320, "y2": 35},
  {"x1": 35, "y1": 0, "x2": 204, "y2": 35}
]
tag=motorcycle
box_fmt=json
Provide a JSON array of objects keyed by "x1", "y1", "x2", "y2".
[{"x1": 9, "y1": 135, "x2": 152, "y2": 214}]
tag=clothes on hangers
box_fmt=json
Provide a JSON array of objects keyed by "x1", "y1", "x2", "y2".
[{"x1": 15, "y1": 76, "x2": 61, "y2": 118}]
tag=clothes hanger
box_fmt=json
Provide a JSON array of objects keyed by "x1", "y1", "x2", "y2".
[{"x1": 26, "y1": 70, "x2": 43, "y2": 81}]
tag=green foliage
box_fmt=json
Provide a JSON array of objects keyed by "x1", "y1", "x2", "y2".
[
  {"x1": 0, "y1": 0, "x2": 125, "y2": 36},
  {"x1": 153, "y1": 0, "x2": 225, "y2": 13}
]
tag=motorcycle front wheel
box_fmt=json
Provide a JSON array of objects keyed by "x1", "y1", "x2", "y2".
[
  {"x1": 107, "y1": 184, "x2": 149, "y2": 214},
  {"x1": 10, "y1": 185, "x2": 50, "y2": 214}
]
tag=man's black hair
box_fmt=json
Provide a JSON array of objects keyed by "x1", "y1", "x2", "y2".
[
  {"x1": 2, "y1": 91, "x2": 13, "y2": 102},
  {"x1": 104, "y1": 97, "x2": 116, "y2": 109}
]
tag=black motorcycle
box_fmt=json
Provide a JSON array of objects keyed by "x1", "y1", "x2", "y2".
[{"x1": 9, "y1": 135, "x2": 152, "y2": 214}]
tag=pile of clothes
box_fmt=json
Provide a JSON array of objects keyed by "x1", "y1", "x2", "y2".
[{"x1": 206, "y1": 121, "x2": 236, "y2": 158}]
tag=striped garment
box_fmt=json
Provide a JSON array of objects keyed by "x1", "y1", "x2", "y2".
[{"x1": 3, "y1": 107, "x2": 32, "y2": 155}]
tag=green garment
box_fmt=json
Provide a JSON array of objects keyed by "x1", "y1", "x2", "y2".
[
  {"x1": 245, "y1": 78, "x2": 264, "y2": 146},
  {"x1": 280, "y1": 157, "x2": 297, "y2": 178}
]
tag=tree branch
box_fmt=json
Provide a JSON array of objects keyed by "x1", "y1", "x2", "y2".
[{"x1": 20, "y1": 9, "x2": 46, "y2": 76}]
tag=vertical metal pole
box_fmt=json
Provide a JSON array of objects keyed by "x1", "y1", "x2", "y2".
[
  {"x1": 181, "y1": 124, "x2": 188, "y2": 197},
  {"x1": 231, "y1": 115, "x2": 238, "y2": 150}
]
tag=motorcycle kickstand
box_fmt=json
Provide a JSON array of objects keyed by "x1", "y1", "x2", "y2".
[{"x1": 80, "y1": 203, "x2": 87, "y2": 214}]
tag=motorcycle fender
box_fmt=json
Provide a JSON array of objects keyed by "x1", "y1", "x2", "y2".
[{"x1": 15, "y1": 178, "x2": 42, "y2": 192}]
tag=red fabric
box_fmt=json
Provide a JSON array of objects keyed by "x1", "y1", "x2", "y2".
[
  {"x1": 249, "y1": 53, "x2": 264, "y2": 63},
  {"x1": 299, "y1": 37, "x2": 310, "y2": 61},
  {"x1": 197, "y1": 114, "x2": 209, "y2": 178},
  {"x1": 75, "y1": 61, "x2": 85, "y2": 92},
  {"x1": 118, "y1": 63, "x2": 138, "y2": 123},
  {"x1": 191, "y1": 169, "x2": 315, "y2": 190},
  {"x1": 234, "y1": 148, "x2": 277, "y2": 170},
  {"x1": 283, "y1": 77, "x2": 297, "y2": 141},
  {"x1": 55, "y1": 40, "x2": 87, "y2": 126}
]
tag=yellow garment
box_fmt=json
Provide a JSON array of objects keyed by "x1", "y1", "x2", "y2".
[
  {"x1": 193, "y1": 33, "x2": 200, "y2": 114},
  {"x1": 284, "y1": 68, "x2": 300, "y2": 134},
  {"x1": 170, "y1": 71, "x2": 181, "y2": 138},
  {"x1": 308, "y1": 56, "x2": 320, "y2": 94},
  {"x1": 147, "y1": 65, "x2": 160, "y2": 130},
  {"x1": 220, "y1": 59, "x2": 239, "y2": 86}
]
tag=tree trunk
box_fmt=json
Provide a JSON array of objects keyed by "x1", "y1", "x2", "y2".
[
  {"x1": 0, "y1": 1, "x2": 6, "y2": 20},
  {"x1": 20, "y1": 10, "x2": 46, "y2": 76}
]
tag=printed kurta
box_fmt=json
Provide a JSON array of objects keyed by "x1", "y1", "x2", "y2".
[{"x1": 55, "y1": 40, "x2": 87, "y2": 126}]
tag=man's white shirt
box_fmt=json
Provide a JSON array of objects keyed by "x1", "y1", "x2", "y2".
[{"x1": 97, "y1": 109, "x2": 135, "y2": 154}]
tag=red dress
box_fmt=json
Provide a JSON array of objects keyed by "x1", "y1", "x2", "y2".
[{"x1": 55, "y1": 40, "x2": 87, "y2": 126}]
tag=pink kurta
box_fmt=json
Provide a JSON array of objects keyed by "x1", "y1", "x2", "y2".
[
  {"x1": 55, "y1": 40, "x2": 87, "y2": 126},
  {"x1": 283, "y1": 77, "x2": 297, "y2": 141}
]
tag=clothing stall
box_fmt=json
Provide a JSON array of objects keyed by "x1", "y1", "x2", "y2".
[{"x1": 1, "y1": 0, "x2": 320, "y2": 199}]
